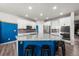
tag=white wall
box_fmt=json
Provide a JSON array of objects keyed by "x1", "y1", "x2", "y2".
[
  {"x1": 0, "y1": 12, "x2": 18, "y2": 24},
  {"x1": 43, "y1": 21, "x2": 51, "y2": 26},
  {"x1": 17, "y1": 19, "x2": 36, "y2": 29}
]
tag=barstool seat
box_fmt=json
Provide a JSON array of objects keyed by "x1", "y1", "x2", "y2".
[
  {"x1": 41, "y1": 45, "x2": 51, "y2": 56},
  {"x1": 25, "y1": 45, "x2": 36, "y2": 56},
  {"x1": 56, "y1": 41, "x2": 65, "y2": 56}
]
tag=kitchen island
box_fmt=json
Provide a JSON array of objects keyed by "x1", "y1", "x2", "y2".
[{"x1": 17, "y1": 34, "x2": 65, "y2": 56}]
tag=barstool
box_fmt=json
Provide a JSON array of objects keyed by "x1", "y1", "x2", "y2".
[
  {"x1": 25, "y1": 45, "x2": 36, "y2": 56},
  {"x1": 56, "y1": 41, "x2": 65, "y2": 56},
  {"x1": 62, "y1": 41, "x2": 65, "y2": 56},
  {"x1": 41, "y1": 45, "x2": 51, "y2": 56}
]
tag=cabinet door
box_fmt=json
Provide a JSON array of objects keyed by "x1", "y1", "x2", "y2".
[
  {"x1": 60, "y1": 17, "x2": 71, "y2": 26},
  {"x1": 9, "y1": 23, "x2": 17, "y2": 41},
  {"x1": 1, "y1": 22, "x2": 17, "y2": 43},
  {"x1": 18, "y1": 41, "x2": 24, "y2": 56}
]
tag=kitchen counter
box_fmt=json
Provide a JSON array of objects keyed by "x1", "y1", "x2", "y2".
[
  {"x1": 17, "y1": 34, "x2": 63, "y2": 41},
  {"x1": 17, "y1": 34, "x2": 66, "y2": 56}
]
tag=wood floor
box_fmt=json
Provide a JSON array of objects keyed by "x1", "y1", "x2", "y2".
[
  {"x1": 0, "y1": 42, "x2": 17, "y2": 56},
  {"x1": 65, "y1": 36, "x2": 79, "y2": 56}
]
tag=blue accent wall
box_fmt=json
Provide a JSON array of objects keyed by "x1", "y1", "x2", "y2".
[
  {"x1": 18, "y1": 40, "x2": 57, "y2": 56},
  {"x1": 0, "y1": 22, "x2": 17, "y2": 44}
]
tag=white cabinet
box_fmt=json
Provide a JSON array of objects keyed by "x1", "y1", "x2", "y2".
[
  {"x1": 60, "y1": 17, "x2": 71, "y2": 26},
  {"x1": 51, "y1": 19, "x2": 60, "y2": 29}
]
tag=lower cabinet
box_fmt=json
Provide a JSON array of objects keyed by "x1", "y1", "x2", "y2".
[{"x1": 18, "y1": 41, "x2": 57, "y2": 56}]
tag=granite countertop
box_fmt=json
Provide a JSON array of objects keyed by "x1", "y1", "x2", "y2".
[{"x1": 17, "y1": 34, "x2": 63, "y2": 41}]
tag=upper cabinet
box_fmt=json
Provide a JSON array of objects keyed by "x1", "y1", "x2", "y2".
[
  {"x1": 51, "y1": 19, "x2": 60, "y2": 29},
  {"x1": 0, "y1": 22, "x2": 17, "y2": 44},
  {"x1": 60, "y1": 17, "x2": 71, "y2": 26}
]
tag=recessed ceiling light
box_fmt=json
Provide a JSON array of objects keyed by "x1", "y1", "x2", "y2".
[
  {"x1": 52, "y1": 6, "x2": 57, "y2": 10},
  {"x1": 28, "y1": 6, "x2": 32, "y2": 10},
  {"x1": 40, "y1": 13, "x2": 43, "y2": 16},
  {"x1": 60, "y1": 12, "x2": 63, "y2": 15},
  {"x1": 25, "y1": 14, "x2": 28, "y2": 17}
]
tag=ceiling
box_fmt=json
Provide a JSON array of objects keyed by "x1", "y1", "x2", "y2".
[{"x1": 0, "y1": 3, "x2": 79, "y2": 21}]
